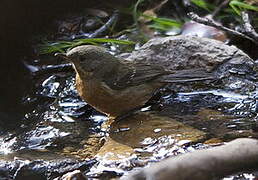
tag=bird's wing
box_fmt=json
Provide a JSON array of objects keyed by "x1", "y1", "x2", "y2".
[
  {"x1": 104, "y1": 62, "x2": 169, "y2": 90},
  {"x1": 104, "y1": 61, "x2": 216, "y2": 90},
  {"x1": 158, "y1": 69, "x2": 216, "y2": 83}
]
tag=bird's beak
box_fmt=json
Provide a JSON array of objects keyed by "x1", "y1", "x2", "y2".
[{"x1": 54, "y1": 52, "x2": 70, "y2": 61}]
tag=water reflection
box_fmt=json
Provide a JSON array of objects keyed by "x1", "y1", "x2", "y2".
[{"x1": 1, "y1": 60, "x2": 258, "y2": 179}]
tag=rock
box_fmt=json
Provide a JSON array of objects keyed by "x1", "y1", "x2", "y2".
[
  {"x1": 59, "y1": 170, "x2": 87, "y2": 180},
  {"x1": 96, "y1": 137, "x2": 135, "y2": 161},
  {"x1": 122, "y1": 35, "x2": 254, "y2": 72},
  {"x1": 120, "y1": 36, "x2": 257, "y2": 93},
  {"x1": 0, "y1": 158, "x2": 96, "y2": 180},
  {"x1": 110, "y1": 112, "x2": 206, "y2": 147}
]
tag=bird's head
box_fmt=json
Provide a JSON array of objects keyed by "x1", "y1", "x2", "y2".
[{"x1": 55, "y1": 45, "x2": 118, "y2": 74}]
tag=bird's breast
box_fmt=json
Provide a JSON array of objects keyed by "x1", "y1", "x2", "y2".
[{"x1": 75, "y1": 74, "x2": 162, "y2": 117}]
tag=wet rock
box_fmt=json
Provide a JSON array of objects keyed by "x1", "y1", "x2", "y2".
[
  {"x1": 86, "y1": 138, "x2": 136, "y2": 178},
  {"x1": 0, "y1": 160, "x2": 20, "y2": 180},
  {"x1": 160, "y1": 104, "x2": 258, "y2": 141},
  {"x1": 62, "y1": 134, "x2": 106, "y2": 159},
  {"x1": 0, "y1": 158, "x2": 96, "y2": 180},
  {"x1": 14, "y1": 160, "x2": 47, "y2": 180},
  {"x1": 0, "y1": 168, "x2": 12, "y2": 180},
  {"x1": 96, "y1": 137, "x2": 135, "y2": 161},
  {"x1": 120, "y1": 36, "x2": 256, "y2": 93},
  {"x1": 110, "y1": 112, "x2": 206, "y2": 148},
  {"x1": 59, "y1": 170, "x2": 87, "y2": 180}
]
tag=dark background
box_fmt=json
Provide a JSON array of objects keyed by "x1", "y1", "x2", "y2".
[{"x1": 0, "y1": 0, "x2": 133, "y2": 114}]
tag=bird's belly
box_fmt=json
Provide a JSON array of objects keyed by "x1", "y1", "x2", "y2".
[{"x1": 76, "y1": 76, "x2": 159, "y2": 117}]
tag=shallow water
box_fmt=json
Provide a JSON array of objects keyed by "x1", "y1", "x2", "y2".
[
  {"x1": 1, "y1": 17, "x2": 258, "y2": 178},
  {"x1": 1, "y1": 62, "x2": 258, "y2": 178},
  {"x1": 0, "y1": 56, "x2": 257, "y2": 179}
]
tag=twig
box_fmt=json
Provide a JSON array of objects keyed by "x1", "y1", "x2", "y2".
[
  {"x1": 211, "y1": 0, "x2": 230, "y2": 18},
  {"x1": 188, "y1": 12, "x2": 258, "y2": 45},
  {"x1": 241, "y1": 11, "x2": 258, "y2": 41},
  {"x1": 88, "y1": 10, "x2": 119, "y2": 38},
  {"x1": 66, "y1": 10, "x2": 119, "y2": 40}
]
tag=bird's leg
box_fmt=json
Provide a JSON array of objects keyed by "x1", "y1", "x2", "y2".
[
  {"x1": 115, "y1": 106, "x2": 144, "y2": 122},
  {"x1": 147, "y1": 87, "x2": 176, "y2": 111},
  {"x1": 115, "y1": 87, "x2": 176, "y2": 121}
]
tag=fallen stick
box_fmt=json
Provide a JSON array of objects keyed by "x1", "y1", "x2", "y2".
[{"x1": 124, "y1": 138, "x2": 258, "y2": 180}]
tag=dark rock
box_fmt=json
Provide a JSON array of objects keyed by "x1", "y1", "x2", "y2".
[
  {"x1": 14, "y1": 161, "x2": 47, "y2": 180},
  {"x1": 59, "y1": 170, "x2": 87, "y2": 180},
  {"x1": 0, "y1": 158, "x2": 96, "y2": 180}
]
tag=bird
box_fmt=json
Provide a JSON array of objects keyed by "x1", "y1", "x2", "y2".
[{"x1": 56, "y1": 45, "x2": 215, "y2": 119}]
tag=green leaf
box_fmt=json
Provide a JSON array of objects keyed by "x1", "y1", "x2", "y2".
[
  {"x1": 133, "y1": 0, "x2": 146, "y2": 24},
  {"x1": 74, "y1": 38, "x2": 135, "y2": 44},
  {"x1": 229, "y1": 0, "x2": 258, "y2": 15},
  {"x1": 143, "y1": 15, "x2": 182, "y2": 28},
  {"x1": 38, "y1": 38, "x2": 135, "y2": 55},
  {"x1": 190, "y1": 0, "x2": 215, "y2": 12}
]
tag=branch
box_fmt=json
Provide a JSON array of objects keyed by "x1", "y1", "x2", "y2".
[
  {"x1": 241, "y1": 11, "x2": 258, "y2": 41},
  {"x1": 188, "y1": 12, "x2": 258, "y2": 45},
  {"x1": 124, "y1": 138, "x2": 258, "y2": 180}
]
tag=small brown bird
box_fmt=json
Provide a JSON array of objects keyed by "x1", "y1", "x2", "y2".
[{"x1": 56, "y1": 45, "x2": 214, "y2": 118}]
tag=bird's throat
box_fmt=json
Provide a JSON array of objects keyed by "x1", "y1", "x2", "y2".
[{"x1": 73, "y1": 64, "x2": 93, "y2": 80}]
